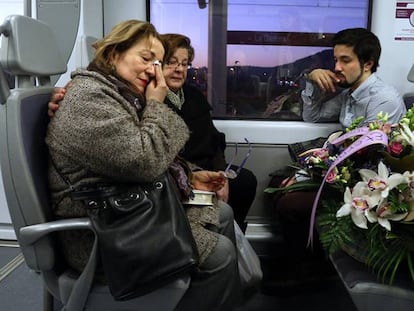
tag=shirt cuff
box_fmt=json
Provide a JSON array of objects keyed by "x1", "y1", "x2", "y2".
[
  {"x1": 303, "y1": 80, "x2": 315, "y2": 97},
  {"x1": 295, "y1": 169, "x2": 310, "y2": 182}
]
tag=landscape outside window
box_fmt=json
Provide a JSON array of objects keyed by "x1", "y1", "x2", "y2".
[{"x1": 150, "y1": 0, "x2": 372, "y2": 120}]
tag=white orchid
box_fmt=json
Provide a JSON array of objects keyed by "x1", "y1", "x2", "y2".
[
  {"x1": 359, "y1": 161, "x2": 406, "y2": 198},
  {"x1": 324, "y1": 131, "x2": 343, "y2": 147},
  {"x1": 374, "y1": 200, "x2": 409, "y2": 231},
  {"x1": 336, "y1": 182, "x2": 380, "y2": 229}
]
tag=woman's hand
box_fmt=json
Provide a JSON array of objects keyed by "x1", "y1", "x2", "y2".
[
  {"x1": 215, "y1": 176, "x2": 229, "y2": 202},
  {"x1": 145, "y1": 61, "x2": 168, "y2": 103},
  {"x1": 191, "y1": 170, "x2": 227, "y2": 192}
]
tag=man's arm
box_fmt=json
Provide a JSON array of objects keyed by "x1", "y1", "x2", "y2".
[
  {"x1": 363, "y1": 89, "x2": 407, "y2": 125},
  {"x1": 305, "y1": 69, "x2": 339, "y2": 93},
  {"x1": 301, "y1": 69, "x2": 344, "y2": 123}
]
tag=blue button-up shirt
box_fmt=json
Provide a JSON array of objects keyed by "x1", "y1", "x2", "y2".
[{"x1": 301, "y1": 73, "x2": 407, "y2": 128}]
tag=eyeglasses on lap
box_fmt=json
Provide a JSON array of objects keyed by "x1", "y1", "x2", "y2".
[{"x1": 224, "y1": 138, "x2": 252, "y2": 179}]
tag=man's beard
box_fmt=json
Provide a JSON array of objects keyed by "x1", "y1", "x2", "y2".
[{"x1": 336, "y1": 66, "x2": 364, "y2": 89}]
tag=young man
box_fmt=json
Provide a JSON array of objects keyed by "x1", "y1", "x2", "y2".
[{"x1": 301, "y1": 27, "x2": 406, "y2": 128}]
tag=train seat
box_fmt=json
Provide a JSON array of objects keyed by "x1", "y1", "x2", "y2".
[
  {"x1": 0, "y1": 14, "x2": 190, "y2": 311},
  {"x1": 330, "y1": 250, "x2": 414, "y2": 311}
]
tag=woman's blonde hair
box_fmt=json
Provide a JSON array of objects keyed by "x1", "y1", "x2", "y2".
[{"x1": 90, "y1": 20, "x2": 165, "y2": 74}]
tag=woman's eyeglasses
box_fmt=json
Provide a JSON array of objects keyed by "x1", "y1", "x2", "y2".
[
  {"x1": 165, "y1": 59, "x2": 192, "y2": 70},
  {"x1": 224, "y1": 138, "x2": 252, "y2": 179}
]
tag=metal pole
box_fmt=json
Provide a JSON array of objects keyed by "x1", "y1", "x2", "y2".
[{"x1": 207, "y1": 0, "x2": 228, "y2": 116}]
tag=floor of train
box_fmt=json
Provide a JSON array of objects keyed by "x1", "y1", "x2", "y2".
[{"x1": 0, "y1": 222, "x2": 358, "y2": 311}]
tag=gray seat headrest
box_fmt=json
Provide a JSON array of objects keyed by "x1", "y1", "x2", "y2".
[{"x1": 0, "y1": 15, "x2": 67, "y2": 76}]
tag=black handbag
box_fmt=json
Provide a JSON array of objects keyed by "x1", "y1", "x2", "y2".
[{"x1": 67, "y1": 172, "x2": 199, "y2": 300}]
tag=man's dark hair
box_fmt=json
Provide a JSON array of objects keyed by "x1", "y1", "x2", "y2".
[{"x1": 331, "y1": 28, "x2": 381, "y2": 72}]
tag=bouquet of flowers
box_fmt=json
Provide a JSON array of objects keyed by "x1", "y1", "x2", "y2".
[{"x1": 266, "y1": 109, "x2": 414, "y2": 285}]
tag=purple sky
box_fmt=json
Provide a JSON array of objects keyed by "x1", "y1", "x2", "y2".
[{"x1": 151, "y1": 1, "x2": 369, "y2": 68}]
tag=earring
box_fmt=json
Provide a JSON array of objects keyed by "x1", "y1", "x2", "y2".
[{"x1": 111, "y1": 64, "x2": 116, "y2": 75}]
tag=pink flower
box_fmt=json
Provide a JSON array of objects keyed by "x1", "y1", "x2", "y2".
[
  {"x1": 326, "y1": 168, "x2": 338, "y2": 183},
  {"x1": 313, "y1": 148, "x2": 329, "y2": 159},
  {"x1": 381, "y1": 123, "x2": 392, "y2": 135},
  {"x1": 388, "y1": 141, "x2": 404, "y2": 156}
]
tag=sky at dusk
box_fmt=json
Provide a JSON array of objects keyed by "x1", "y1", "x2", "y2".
[{"x1": 150, "y1": 0, "x2": 370, "y2": 68}]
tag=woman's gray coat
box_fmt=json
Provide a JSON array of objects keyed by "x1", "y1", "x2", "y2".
[{"x1": 46, "y1": 69, "x2": 219, "y2": 272}]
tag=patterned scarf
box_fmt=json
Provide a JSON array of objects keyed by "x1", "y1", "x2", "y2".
[
  {"x1": 165, "y1": 89, "x2": 194, "y2": 199},
  {"x1": 166, "y1": 88, "x2": 185, "y2": 110},
  {"x1": 168, "y1": 157, "x2": 194, "y2": 201}
]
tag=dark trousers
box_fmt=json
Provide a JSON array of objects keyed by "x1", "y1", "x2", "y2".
[
  {"x1": 227, "y1": 166, "x2": 257, "y2": 231},
  {"x1": 274, "y1": 191, "x2": 321, "y2": 256},
  {"x1": 175, "y1": 202, "x2": 241, "y2": 311}
]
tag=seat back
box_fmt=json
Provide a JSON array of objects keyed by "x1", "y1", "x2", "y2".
[
  {"x1": 78, "y1": 35, "x2": 99, "y2": 67},
  {"x1": 0, "y1": 14, "x2": 67, "y2": 271},
  {"x1": 404, "y1": 92, "x2": 414, "y2": 110},
  {"x1": 330, "y1": 250, "x2": 414, "y2": 311}
]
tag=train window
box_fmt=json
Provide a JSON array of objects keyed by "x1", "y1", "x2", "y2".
[
  {"x1": 149, "y1": 0, "x2": 372, "y2": 120},
  {"x1": 0, "y1": 0, "x2": 24, "y2": 42}
]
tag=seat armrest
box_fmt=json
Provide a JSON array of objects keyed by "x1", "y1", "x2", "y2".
[{"x1": 19, "y1": 217, "x2": 93, "y2": 246}]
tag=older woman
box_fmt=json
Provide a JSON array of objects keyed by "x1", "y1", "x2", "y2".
[
  {"x1": 161, "y1": 33, "x2": 257, "y2": 232},
  {"x1": 46, "y1": 20, "x2": 239, "y2": 310}
]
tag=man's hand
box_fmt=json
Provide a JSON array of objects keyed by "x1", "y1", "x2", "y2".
[
  {"x1": 48, "y1": 87, "x2": 66, "y2": 117},
  {"x1": 191, "y1": 170, "x2": 227, "y2": 192},
  {"x1": 308, "y1": 69, "x2": 340, "y2": 93},
  {"x1": 280, "y1": 176, "x2": 296, "y2": 187}
]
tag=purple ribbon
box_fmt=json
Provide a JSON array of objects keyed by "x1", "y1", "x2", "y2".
[
  {"x1": 307, "y1": 129, "x2": 389, "y2": 247},
  {"x1": 330, "y1": 127, "x2": 370, "y2": 145}
]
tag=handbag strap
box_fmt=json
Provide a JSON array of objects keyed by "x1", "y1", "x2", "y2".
[
  {"x1": 48, "y1": 156, "x2": 98, "y2": 311},
  {"x1": 49, "y1": 156, "x2": 75, "y2": 190}
]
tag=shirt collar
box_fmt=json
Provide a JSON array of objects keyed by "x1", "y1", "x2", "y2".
[{"x1": 350, "y1": 73, "x2": 378, "y2": 101}]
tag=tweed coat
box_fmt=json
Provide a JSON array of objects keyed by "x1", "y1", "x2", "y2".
[{"x1": 46, "y1": 69, "x2": 219, "y2": 273}]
